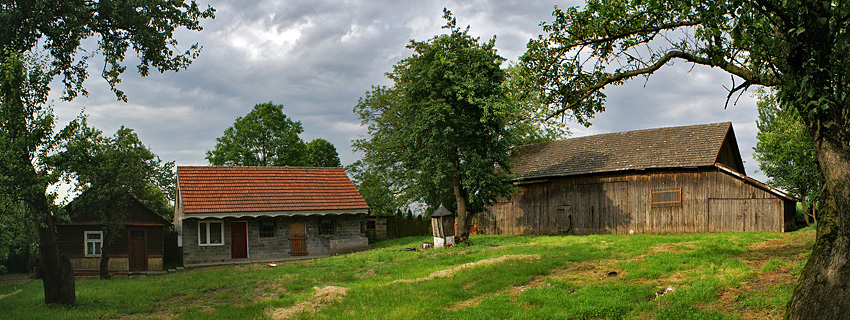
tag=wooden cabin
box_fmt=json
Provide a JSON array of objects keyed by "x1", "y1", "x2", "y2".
[
  {"x1": 476, "y1": 122, "x2": 796, "y2": 235},
  {"x1": 57, "y1": 194, "x2": 170, "y2": 275}
]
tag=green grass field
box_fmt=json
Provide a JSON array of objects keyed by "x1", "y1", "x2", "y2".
[{"x1": 0, "y1": 227, "x2": 814, "y2": 319}]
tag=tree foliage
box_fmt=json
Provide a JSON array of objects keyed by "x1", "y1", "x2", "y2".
[
  {"x1": 0, "y1": 0, "x2": 215, "y2": 101},
  {"x1": 345, "y1": 160, "x2": 405, "y2": 217},
  {"x1": 354, "y1": 9, "x2": 517, "y2": 239},
  {"x1": 0, "y1": 0, "x2": 214, "y2": 305},
  {"x1": 753, "y1": 89, "x2": 823, "y2": 223},
  {"x1": 306, "y1": 138, "x2": 341, "y2": 167},
  {"x1": 51, "y1": 118, "x2": 174, "y2": 278},
  {"x1": 0, "y1": 49, "x2": 74, "y2": 304},
  {"x1": 522, "y1": 1, "x2": 850, "y2": 318},
  {"x1": 206, "y1": 102, "x2": 308, "y2": 167}
]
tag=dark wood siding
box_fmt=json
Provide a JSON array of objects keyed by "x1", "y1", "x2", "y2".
[{"x1": 477, "y1": 167, "x2": 794, "y2": 235}]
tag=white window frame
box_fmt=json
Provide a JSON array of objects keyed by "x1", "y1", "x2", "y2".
[
  {"x1": 84, "y1": 231, "x2": 103, "y2": 257},
  {"x1": 198, "y1": 220, "x2": 224, "y2": 246}
]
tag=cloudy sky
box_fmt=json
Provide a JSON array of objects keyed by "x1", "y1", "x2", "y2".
[{"x1": 49, "y1": 0, "x2": 768, "y2": 182}]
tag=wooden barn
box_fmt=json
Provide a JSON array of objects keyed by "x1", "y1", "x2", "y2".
[
  {"x1": 475, "y1": 122, "x2": 796, "y2": 235},
  {"x1": 57, "y1": 194, "x2": 170, "y2": 275}
]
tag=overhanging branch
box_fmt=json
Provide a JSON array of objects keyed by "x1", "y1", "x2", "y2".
[{"x1": 547, "y1": 50, "x2": 782, "y2": 120}]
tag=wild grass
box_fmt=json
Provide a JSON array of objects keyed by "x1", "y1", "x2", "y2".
[{"x1": 0, "y1": 227, "x2": 814, "y2": 319}]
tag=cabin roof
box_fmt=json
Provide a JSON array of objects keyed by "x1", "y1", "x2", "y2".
[
  {"x1": 511, "y1": 122, "x2": 741, "y2": 180},
  {"x1": 176, "y1": 166, "x2": 369, "y2": 214}
]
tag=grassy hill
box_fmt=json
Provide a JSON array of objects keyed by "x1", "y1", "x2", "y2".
[{"x1": 0, "y1": 227, "x2": 814, "y2": 319}]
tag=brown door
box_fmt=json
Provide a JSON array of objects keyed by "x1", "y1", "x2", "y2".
[
  {"x1": 231, "y1": 222, "x2": 248, "y2": 259},
  {"x1": 289, "y1": 222, "x2": 308, "y2": 256},
  {"x1": 128, "y1": 229, "x2": 147, "y2": 271}
]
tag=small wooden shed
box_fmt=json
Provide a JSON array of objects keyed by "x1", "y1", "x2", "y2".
[
  {"x1": 477, "y1": 122, "x2": 796, "y2": 235},
  {"x1": 56, "y1": 194, "x2": 170, "y2": 275},
  {"x1": 431, "y1": 205, "x2": 455, "y2": 248}
]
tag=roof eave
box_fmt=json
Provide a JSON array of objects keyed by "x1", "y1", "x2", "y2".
[{"x1": 182, "y1": 208, "x2": 369, "y2": 220}]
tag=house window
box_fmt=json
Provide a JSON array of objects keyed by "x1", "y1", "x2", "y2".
[
  {"x1": 260, "y1": 219, "x2": 275, "y2": 237},
  {"x1": 199, "y1": 221, "x2": 224, "y2": 245},
  {"x1": 651, "y1": 189, "x2": 682, "y2": 208},
  {"x1": 319, "y1": 218, "x2": 335, "y2": 236},
  {"x1": 85, "y1": 231, "x2": 103, "y2": 257}
]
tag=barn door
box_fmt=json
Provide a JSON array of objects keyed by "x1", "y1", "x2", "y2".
[
  {"x1": 289, "y1": 222, "x2": 308, "y2": 256},
  {"x1": 128, "y1": 229, "x2": 147, "y2": 271},
  {"x1": 231, "y1": 222, "x2": 248, "y2": 259}
]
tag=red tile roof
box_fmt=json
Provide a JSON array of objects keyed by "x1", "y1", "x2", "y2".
[{"x1": 177, "y1": 166, "x2": 369, "y2": 214}]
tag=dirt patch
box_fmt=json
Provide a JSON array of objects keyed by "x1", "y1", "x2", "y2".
[
  {"x1": 266, "y1": 286, "x2": 349, "y2": 320},
  {"x1": 0, "y1": 289, "x2": 22, "y2": 301},
  {"x1": 650, "y1": 241, "x2": 699, "y2": 254},
  {"x1": 388, "y1": 255, "x2": 541, "y2": 285},
  {"x1": 0, "y1": 273, "x2": 32, "y2": 287}
]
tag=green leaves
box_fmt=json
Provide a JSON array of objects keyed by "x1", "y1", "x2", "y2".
[
  {"x1": 354, "y1": 10, "x2": 515, "y2": 220},
  {"x1": 206, "y1": 102, "x2": 307, "y2": 167},
  {"x1": 206, "y1": 102, "x2": 341, "y2": 168},
  {"x1": 52, "y1": 115, "x2": 176, "y2": 222},
  {"x1": 0, "y1": 0, "x2": 215, "y2": 101}
]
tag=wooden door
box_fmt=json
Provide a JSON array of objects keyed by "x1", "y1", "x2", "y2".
[
  {"x1": 231, "y1": 222, "x2": 248, "y2": 259},
  {"x1": 128, "y1": 229, "x2": 147, "y2": 271},
  {"x1": 289, "y1": 222, "x2": 308, "y2": 256}
]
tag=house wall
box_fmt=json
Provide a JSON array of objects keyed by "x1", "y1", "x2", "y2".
[
  {"x1": 56, "y1": 225, "x2": 166, "y2": 274},
  {"x1": 182, "y1": 214, "x2": 369, "y2": 266},
  {"x1": 476, "y1": 167, "x2": 794, "y2": 235}
]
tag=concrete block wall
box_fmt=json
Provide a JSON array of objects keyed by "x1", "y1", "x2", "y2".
[{"x1": 182, "y1": 214, "x2": 369, "y2": 266}]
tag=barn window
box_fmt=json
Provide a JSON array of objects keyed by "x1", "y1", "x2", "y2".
[
  {"x1": 198, "y1": 221, "x2": 224, "y2": 245},
  {"x1": 319, "y1": 218, "x2": 336, "y2": 236},
  {"x1": 259, "y1": 219, "x2": 275, "y2": 237},
  {"x1": 84, "y1": 231, "x2": 103, "y2": 257},
  {"x1": 652, "y1": 189, "x2": 682, "y2": 208}
]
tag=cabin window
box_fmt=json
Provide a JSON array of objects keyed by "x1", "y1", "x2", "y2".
[
  {"x1": 259, "y1": 219, "x2": 275, "y2": 238},
  {"x1": 319, "y1": 218, "x2": 335, "y2": 236},
  {"x1": 84, "y1": 231, "x2": 103, "y2": 257},
  {"x1": 651, "y1": 189, "x2": 683, "y2": 208},
  {"x1": 198, "y1": 221, "x2": 224, "y2": 245}
]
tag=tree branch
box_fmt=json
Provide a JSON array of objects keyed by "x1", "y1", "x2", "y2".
[{"x1": 548, "y1": 50, "x2": 781, "y2": 120}]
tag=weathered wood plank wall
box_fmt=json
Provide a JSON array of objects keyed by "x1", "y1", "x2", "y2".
[{"x1": 477, "y1": 167, "x2": 792, "y2": 235}]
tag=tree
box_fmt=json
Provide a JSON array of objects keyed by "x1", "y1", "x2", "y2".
[
  {"x1": 354, "y1": 10, "x2": 516, "y2": 242},
  {"x1": 0, "y1": 50, "x2": 75, "y2": 304},
  {"x1": 753, "y1": 89, "x2": 823, "y2": 224},
  {"x1": 306, "y1": 138, "x2": 341, "y2": 167},
  {"x1": 52, "y1": 118, "x2": 175, "y2": 278},
  {"x1": 522, "y1": 1, "x2": 850, "y2": 317},
  {"x1": 345, "y1": 160, "x2": 406, "y2": 216},
  {"x1": 206, "y1": 102, "x2": 308, "y2": 167},
  {"x1": 0, "y1": 1, "x2": 213, "y2": 305}
]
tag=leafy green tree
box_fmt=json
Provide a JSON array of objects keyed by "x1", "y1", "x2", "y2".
[
  {"x1": 52, "y1": 118, "x2": 175, "y2": 279},
  {"x1": 522, "y1": 1, "x2": 850, "y2": 317},
  {"x1": 354, "y1": 10, "x2": 515, "y2": 241},
  {"x1": 206, "y1": 102, "x2": 308, "y2": 167},
  {"x1": 501, "y1": 64, "x2": 570, "y2": 147},
  {"x1": 0, "y1": 50, "x2": 75, "y2": 305},
  {"x1": 753, "y1": 89, "x2": 823, "y2": 224},
  {"x1": 306, "y1": 138, "x2": 341, "y2": 167},
  {"x1": 345, "y1": 160, "x2": 405, "y2": 216},
  {"x1": 0, "y1": 1, "x2": 213, "y2": 305}
]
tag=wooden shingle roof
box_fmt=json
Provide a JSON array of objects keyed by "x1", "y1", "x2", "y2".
[
  {"x1": 176, "y1": 166, "x2": 369, "y2": 215},
  {"x1": 511, "y1": 122, "x2": 737, "y2": 180}
]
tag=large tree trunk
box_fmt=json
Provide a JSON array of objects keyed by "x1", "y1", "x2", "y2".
[
  {"x1": 452, "y1": 179, "x2": 469, "y2": 242},
  {"x1": 786, "y1": 130, "x2": 850, "y2": 319},
  {"x1": 35, "y1": 200, "x2": 76, "y2": 305}
]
